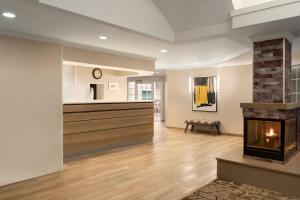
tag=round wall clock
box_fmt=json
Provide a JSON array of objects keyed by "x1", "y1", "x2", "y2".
[{"x1": 92, "y1": 68, "x2": 102, "y2": 79}]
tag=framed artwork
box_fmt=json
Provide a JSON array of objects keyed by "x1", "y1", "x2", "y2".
[
  {"x1": 108, "y1": 82, "x2": 119, "y2": 90},
  {"x1": 192, "y1": 76, "x2": 217, "y2": 112}
]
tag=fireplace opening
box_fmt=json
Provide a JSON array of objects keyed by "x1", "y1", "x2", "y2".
[{"x1": 244, "y1": 118, "x2": 297, "y2": 162}]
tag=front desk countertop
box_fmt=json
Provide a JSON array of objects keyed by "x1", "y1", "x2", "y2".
[{"x1": 64, "y1": 100, "x2": 154, "y2": 105}]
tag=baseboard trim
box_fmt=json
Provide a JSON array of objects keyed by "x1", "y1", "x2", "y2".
[
  {"x1": 164, "y1": 125, "x2": 243, "y2": 137},
  {"x1": 222, "y1": 132, "x2": 243, "y2": 137}
]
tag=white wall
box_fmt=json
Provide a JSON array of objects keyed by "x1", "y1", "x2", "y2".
[
  {"x1": 63, "y1": 65, "x2": 75, "y2": 102},
  {"x1": 165, "y1": 65, "x2": 252, "y2": 135},
  {"x1": 0, "y1": 35, "x2": 63, "y2": 186},
  {"x1": 63, "y1": 66, "x2": 128, "y2": 102}
]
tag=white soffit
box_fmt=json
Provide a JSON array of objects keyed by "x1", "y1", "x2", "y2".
[
  {"x1": 39, "y1": 0, "x2": 174, "y2": 42},
  {"x1": 231, "y1": 0, "x2": 300, "y2": 28},
  {"x1": 63, "y1": 61, "x2": 153, "y2": 76},
  {"x1": 231, "y1": 0, "x2": 276, "y2": 9}
]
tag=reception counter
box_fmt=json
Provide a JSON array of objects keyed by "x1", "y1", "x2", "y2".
[{"x1": 63, "y1": 101, "x2": 154, "y2": 159}]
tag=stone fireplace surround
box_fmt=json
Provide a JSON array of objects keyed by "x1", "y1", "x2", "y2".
[
  {"x1": 241, "y1": 103, "x2": 300, "y2": 162},
  {"x1": 241, "y1": 103, "x2": 300, "y2": 152}
]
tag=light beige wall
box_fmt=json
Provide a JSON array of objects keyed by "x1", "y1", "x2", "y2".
[
  {"x1": 293, "y1": 51, "x2": 300, "y2": 65},
  {"x1": 63, "y1": 65, "x2": 76, "y2": 102},
  {"x1": 63, "y1": 46, "x2": 155, "y2": 72},
  {"x1": 0, "y1": 35, "x2": 63, "y2": 186},
  {"x1": 63, "y1": 66, "x2": 128, "y2": 102},
  {"x1": 165, "y1": 65, "x2": 253, "y2": 135}
]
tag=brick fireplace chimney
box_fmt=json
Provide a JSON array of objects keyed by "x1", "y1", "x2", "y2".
[{"x1": 253, "y1": 38, "x2": 292, "y2": 103}]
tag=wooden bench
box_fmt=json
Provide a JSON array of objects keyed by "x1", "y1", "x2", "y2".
[{"x1": 184, "y1": 119, "x2": 221, "y2": 135}]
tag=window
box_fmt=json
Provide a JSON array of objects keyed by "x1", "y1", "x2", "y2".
[
  {"x1": 137, "y1": 83, "x2": 152, "y2": 100},
  {"x1": 291, "y1": 65, "x2": 300, "y2": 103},
  {"x1": 127, "y1": 80, "x2": 162, "y2": 102},
  {"x1": 153, "y1": 82, "x2": 161, "y2": 100},
  {"x1": 127, "y1": 79, "x2": 164, "y2": 122},
  {"x1": 128, "y1": 81, "x2": 136, "y2": 101}
]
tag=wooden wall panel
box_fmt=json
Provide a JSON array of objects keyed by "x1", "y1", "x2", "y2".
[{"x1": 63, "y1": 102, "x2": 154, "y2": 159}]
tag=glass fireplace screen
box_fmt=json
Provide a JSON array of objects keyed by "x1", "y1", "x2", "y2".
[
  {"x1": 246, "y1": 118, "x2": 297, "y2": 152},
  {"x1": 246, "y1": 119, "x2": 281, "y2": 151},
  {"x1": 285, "y1": 118, "x2": 297, "y2": 152}
]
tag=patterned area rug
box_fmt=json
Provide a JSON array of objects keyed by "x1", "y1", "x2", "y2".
[{"x1": 183, "y1": 179, "x2": 300, "y2": 200}]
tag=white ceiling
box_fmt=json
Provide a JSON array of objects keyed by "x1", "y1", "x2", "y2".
[
  {"x1": 156, "y1": 38, "x2": 249, "y2": 70},
  {"x1": 1, "y1": 0, "x2": 300, "y2": 70},
  {"x1": 152, "y1": 0, "x2": 233, "y2": 33},
  {"x1": 216, "y1": 52, "x2": 252, "y2": 67},
  {"x1": 39, "y1": 0, "x2": 175, "y2": 42}
]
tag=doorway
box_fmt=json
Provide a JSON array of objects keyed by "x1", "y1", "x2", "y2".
[{"x1": 127, "y1": 77, "x2": 165, "y2": 122}]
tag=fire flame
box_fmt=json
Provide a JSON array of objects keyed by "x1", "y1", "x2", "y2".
[{"x1": 266, "y1": 128, "x2": 274, "y2": 137}]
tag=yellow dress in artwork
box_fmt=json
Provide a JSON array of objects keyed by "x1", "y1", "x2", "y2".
[{"x1": 195, "y1": 85, "x2": 208, "y2": 106}]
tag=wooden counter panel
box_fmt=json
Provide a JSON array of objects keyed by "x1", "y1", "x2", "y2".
[
  {"x1": 64, "y1": 115, "x2": 153, "y2": 135},
  {"x1": 63, "y1": 102, "x2": 154, "y2": 159},
  {"x1": 64, "y1": 124, "x2": 153, "y2": 157},
  {"x1": 64, "y1": 108, "x2": 153, "y2": 122},
  {"x1": 64, "y1": 124, "x2": 153, "y2": 144},
  {"x1": 64, "y1": 102, "x2": 153, "y2": 113}
]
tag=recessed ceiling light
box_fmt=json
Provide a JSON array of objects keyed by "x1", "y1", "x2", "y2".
[
  {"x1": 99, "y1": 36, "x2": 108, "y2": 40},
  {"x1": 160, "y1": 49, "x2": 168, "y2": 53},
  {"x1": 2, "y1": 12, "x2": 16, "y2": 18}
]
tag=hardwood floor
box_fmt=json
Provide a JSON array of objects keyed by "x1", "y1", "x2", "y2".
[{"x1": 0, "y1": 123, "x2": 242, "y2": 200}]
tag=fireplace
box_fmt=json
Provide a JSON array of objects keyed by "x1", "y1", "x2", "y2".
[
  {"x1": 240, "y1": 37, "x2": 299, "y2": 163},
  {"x1": 244, "y1": 117, "x2": 297, "y2": 162}
]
